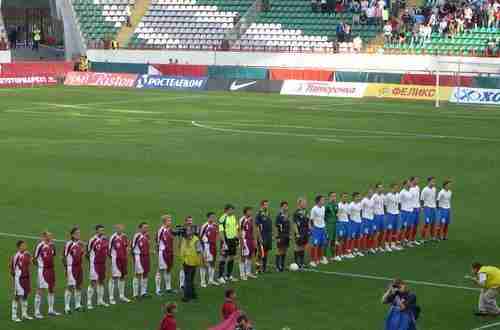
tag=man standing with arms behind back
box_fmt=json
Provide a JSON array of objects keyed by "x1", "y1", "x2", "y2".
[
  {"x1": 87, "y1": 225, "x2": 109, "y2": 309},
  {"x1": 218, "y1": 204, "x2": 239, "y2": 284},
  {"x1": 108, "y1": 224, "x2": 131, "y2": 304},
  {"x1": 34, "y1": 231, "x2": 60, "y2": 318},
  {"x1": 325, "y1": 192, "x2": 339, "y2": 262}
]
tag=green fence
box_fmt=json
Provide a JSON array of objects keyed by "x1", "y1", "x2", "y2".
[{"x1": 208, "y1": 66, "x2": 268, "y2": 80}]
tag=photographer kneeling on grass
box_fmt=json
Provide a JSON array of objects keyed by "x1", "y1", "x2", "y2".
[{"x1": 382, "y1": 279, "x2": 420, "y2": 330}]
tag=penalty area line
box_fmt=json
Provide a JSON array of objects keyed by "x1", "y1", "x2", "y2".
[
  {"x1": 306, "y1": 269, "x2": 479, "y2": 292},
  {"x1": 472, "y1": 321, "x2": 500, "y2": 330}
]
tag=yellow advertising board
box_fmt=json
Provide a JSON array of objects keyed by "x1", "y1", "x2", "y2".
[{"x1": 365, "y1": 83, "x2": 452, "y2": 101}]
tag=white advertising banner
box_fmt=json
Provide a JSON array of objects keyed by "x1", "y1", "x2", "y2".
[
  {"x1": 449, "y1": 87, "x2": 500, "y2": 105},
  {"x1": 280, "y1": 80, "x2": 367, "y2": 98}
]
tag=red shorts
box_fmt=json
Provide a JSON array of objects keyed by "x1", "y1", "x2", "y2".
[
  {"x1": 112, "y1": 257, "x2": 128, "y2": 278},
  {"x1": 134, "y1": 254, "x2": 150, "y2": 276},
  {"x1": 67, "y1": 264, "x2": 83, "y2": 287},
  {"x1": 14, "y1": 276, "x2": 31, "y2": 297},
  {"x1": 38, "y1": 267, "x2": 56, "y2": 291},
  {"x1": 241, "y1": 239, "x2": 255, "y2": 257},
  {"x1": 159, "y1": 249, "x2": 173, "y2": 272},
  {"x1": 90, "y1": 262, "x2": 106, "y2": 283}
]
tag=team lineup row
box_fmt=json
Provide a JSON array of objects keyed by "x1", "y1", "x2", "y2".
[{"x1": 9, "y1": 176, "x2": 453, "y2": 322}]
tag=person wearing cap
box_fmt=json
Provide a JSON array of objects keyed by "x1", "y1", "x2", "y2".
[
  {"x1": 469, "y1": 262, "x2": 500, "y2": 316},
  {"x1": 217, "y1": 204, "x2": 239, "y2": 284},
  {"x1": 179, "y1": 227, "x2": 202, "y2": 302},
  {"x1": 382, "y1": 279, "x2": 419, "y2": 330},
  {"x1": 158, "y1": 303, "x2": 177, "y2": 330}
]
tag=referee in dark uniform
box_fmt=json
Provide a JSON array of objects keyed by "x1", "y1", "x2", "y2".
[
  {"x1": 293, "y1": 197, "x2": 310, "y2": 269},
  {"x1": 275, "y1": 201, "x2": 290, "y2": 272},
  {"x1": 255, "y1": 200, "x2": 273, "y2": 273}
]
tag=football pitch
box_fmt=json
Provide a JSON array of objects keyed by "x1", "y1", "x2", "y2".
[{"x1": 1, "y1": 86, "x2": 500, "y2": 330}]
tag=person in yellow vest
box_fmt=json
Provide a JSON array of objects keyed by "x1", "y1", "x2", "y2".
[
  {"x1": 79, "y1": 56, "x2": 89, "y2": 72},
  {"x1": 179, "y1": 227, "x2": 202, "y2": 302},
  {"x1": 32, "y1": 26, "x2": 41, "y2": 52},
  {"x1": 111, "y1": 39, "x2": 119, "y2": 50},
  {"x1": 217, "y1": 204, "x2": 239, "y2": 284},
  {"x1": 468, "y1": 262, "x2": 500, "y2": 316}
]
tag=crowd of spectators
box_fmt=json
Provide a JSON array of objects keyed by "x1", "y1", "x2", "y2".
[{"x1": 384, "y1": 0, "x2": 500, "y2": 46}]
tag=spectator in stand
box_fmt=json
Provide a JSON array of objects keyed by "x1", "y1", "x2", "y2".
[
  {"x1": 344, "y1": 22, "x2": 352, "y2": 41},
  {"x1": 335, "y1": 0, "x2": 344, "y2": 13},
  {"x1": 221, "y1": 289, "x2": 238, "y2": 320},
  {"x1": 321, "y1": 0, "x2": 328, "y2": 13},
  {"x1": 32, "y1": 26, "x2": 41, "y2": 52},
  {"x1": 0, "y1": 37, "x2": 7, "y2": 50},
  {"x1": 383, "y1": 21, "x2": 393, "y2": 44},
  {"x1": 311, "y1": 0, "x2": 319, "y2": 12},
  {"x1": 353, "y1": 35, "x2": 363, "y2": 52},
  {"x1": 336, "y1": 21, "x2": 345, "y2": 42},
  {"x1": 401, "y1": 9, "x2": 412, "y2": 30},
  {"x1": 367, "y1": 5, "x2": 376, "y2": 24},
  {"x1": 158, "y1": 303, "x2": 177, "y2": 330},
  {"x1": 8, "y1": 27, "x2": 17, "y2": 49},
  {"x1": 438, "y1": 18, "x2": 448, "y2": 36},
  {"x1": 125, "y1": 5, "x2": 132, "y2": 27}
]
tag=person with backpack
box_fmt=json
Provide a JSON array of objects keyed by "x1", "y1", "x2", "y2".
[{"x1": 382, "y1": 279, "x2": 420, "y2": 330}]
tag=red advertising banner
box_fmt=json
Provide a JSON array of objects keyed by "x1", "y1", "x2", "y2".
[
  {"x1": 0, "y1": 76, "x2": 58, "y2": 88},
  {"x1": 152, "y1": 64, "x2": 208, "y2": 77},
  {"x1": 270, "y1": 68, "x2": 333, "y2": 81},
  {"x1": 0, "y1": 62, "x2": 75, "y2": 77},
  {"x1": 401, "y1": 73, "x2": 473, "y2": 87},
  {"x1": 64, "y1": 71, "x2": 138, "y2": 88}
]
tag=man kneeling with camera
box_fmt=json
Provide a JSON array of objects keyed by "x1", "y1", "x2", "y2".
[{"x1": 382, "y1": 279, "x2": 420, "y2": 330}]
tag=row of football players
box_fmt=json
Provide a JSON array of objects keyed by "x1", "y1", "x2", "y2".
[{"x1": 9, "y1": 175, "x2": 452, "y2": 322}]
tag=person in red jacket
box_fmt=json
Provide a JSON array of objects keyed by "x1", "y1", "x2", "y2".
[
  {"x1": 159, "y1": 303, "x2": 177, "y2": 330},
  {"x1": 221, "y1": 288, "x2": 238, "y2": 320}
]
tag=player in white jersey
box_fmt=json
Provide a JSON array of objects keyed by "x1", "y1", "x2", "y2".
[
  {"x1": 361, "y1": 189, "x2": 376, "y2": 254},
  {"x1": 371, "y1": 183, "x2": 386, "y2": 252},
  {"x1": 399, "y1": 180, "x2": 414, "y2": 246},
  {"x1": 309, "y1": 195, "x2": 327, "y2": 267},
  {"x1": 384, "y1": 183, "x2": 403, "y2": 251},
  {"x1": 348, "y1": 192, "x2": 364, "y2": 257},
  {"x1": 437, "y1": 180, "x2": 452, "y2": 240},
  {"x1": 337, "y1": 193, "x2": 353, "y2": 258},
  {"x1": 408, "y1": 177, "x2": 422, "y2": 246},
  {"x1": 420, "y1": 176, "x2": 437, "y2": 241}
]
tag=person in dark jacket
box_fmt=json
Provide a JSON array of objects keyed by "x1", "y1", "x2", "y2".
[
  {"x1": 255, "y1": 200, "x2": 272, "y2": 273},
  {"x1": 158, "y1": 303, "x2": 177, "y2": 330},
  {"x1": 275, "y1": 201, "x2": 290, "y2": 272}
]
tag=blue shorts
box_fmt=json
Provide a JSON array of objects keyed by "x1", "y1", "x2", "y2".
[
  {"x1": 311, "y1": 226, "x2": 327, "y2": 247},
  {"x1": 385, "y1": 214, "x2": 400, "y2": 231},
  {"x1": 412, "y1": 208, "x2": 421, "y2": 226},
  {"x1": 362, "y1": 219, "x2": 376, "y2": 236},
  {"x1": 336, "y1": 221, "x2": 349, "y2": 238},
  {"x1": 374, "y1": 214, "x2": 385, "y2": 232},
  {"x1": 350, "y1": 222, "x2": 362, "y2": 239},
  {"x1": 400, "y1": 211, "x2": 412, "y2": 229},
  {"x1": 438, "y1": 208, "x2": 451, "y2": 225},
  {"x1": 424, "y1": 207, "x2": 436, "y2": 225}
]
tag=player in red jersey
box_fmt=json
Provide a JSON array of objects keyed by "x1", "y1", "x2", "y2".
[
  {"x1": 109, "y1": 224, "x2": 131, "y2": 304},
  {"x1": 239, "y1": 207, "x2": 258, "y2": 281},
  {"x1": 87, "y1": 224, "x2": 109, "y2": 309},
  {"x1": 63, "y1": 227, "x2": 85, "y2": 314},
  {"x1": 155, "y1": 214, "x2": 176, "y2": 295},
  {"x1": 200, "y1": 212, "x2": 219, "y2": 287},
  {"x1": 11, "y1": 240, "x2": 33, "y2": 322},
  {"x1": 34, "y1": 231, "x2": 60, "y2": 318},
  {"x1": 132, "y1": 222, "x2": 151, "y2": 298}
]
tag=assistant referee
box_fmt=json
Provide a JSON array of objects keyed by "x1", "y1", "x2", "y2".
[{"x1": 218, "y1": 204, "x2": 239, "y2": 284}]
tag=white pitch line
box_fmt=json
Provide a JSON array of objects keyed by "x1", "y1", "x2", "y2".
[
  {"x1": 191, "y1": 121, "x2": 345, "y2": 143},
  {"x1": 306, "y1": 269, "x2": 479, "y2": 292},
  {"x1": 472, "y1": 321, "x2": 500, "y2": 330},
  {"x1": 0, "y1": 232, "x2": 67, "y2": 243}
]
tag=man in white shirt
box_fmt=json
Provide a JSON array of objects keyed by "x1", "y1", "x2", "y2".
[
  {"x1": 361, "y1": 189, "x2": 376, "y2": 253},
  {"x1": 310, "y1": 195, "x2": 327, "y2": 267},
  {"x1": 371, "y1": 183, "x2": 387, "y2": 252},
  {"x1": 420, "y1": 176, "x2": 437, "y2": 242},
  {"x1": 437, "y1": 180, "x2": 452, "y2": 240},
  {"x1": 383, "y1": 22, "x2": 392, "y2": 44},
  {"x1": 409, "y1": 177, "x2": 422, "y2": 246},
  {"x1": 337, "y1": 193, "x2": 353, "y2": 258},
  {"x1": 384, "y1": 183, "x2": 403, "y2": 250},
  {"x1": 349, "y1": 192, "x2": 364, "y2": 257},
  {"x1": 399, "y1": 180, "x2": 414, "y2": 247}
]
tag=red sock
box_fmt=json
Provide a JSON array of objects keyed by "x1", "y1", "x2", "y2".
[
  {"x1": 443, "y1": 224, "x2": 449, "y2": 239},
  {"x1": 411, "y1": 227, "x2": 417, "y2": 241},
  {"x1": 421, "y1": 225, "x2": 428, "y2": 239},
  {"x1": 335, "y1": 244, "x2": 342, "y2": 257},
  {"x1": 392, "y1": 231, "x2": 398, "y2": 243}
]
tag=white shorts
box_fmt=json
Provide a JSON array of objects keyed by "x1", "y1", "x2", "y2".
[
  {"x1": 38, "y1": 268, "x2": 49, "y2": 289},
  {"x1": 203, "y1": 243, "x2": 215, "y2": 262},
  {"x1": 111, "y1": 257, "x2": 122, "y2": 278},
  {"x1": 134, "y1": 255, "x2": 144, "y2": 275},
  {"x1": 14, "y1": 275, "x2": 26, "y2": 296},
  {"x1": 158, "y1": 251, "x2": 166, "y2": 271}
]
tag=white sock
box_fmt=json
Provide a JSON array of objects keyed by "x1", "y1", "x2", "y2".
[
  {"x1": 21, "y1": 299, "x2": 28, "y2": 317},
  {"x1": 75, "y1": 290, "x2": 81, "y2": 308},
  {"x1": 208, "y1": 266, "x2": 214, "y2": 282},
  {"x1": 200, "y1": 267, "x2": 207, "y2": 285},
  {"x1": 34, "y1": 293, "x2": 42, "y2": 315},
  {"x1": 155, "y1": 272, "x2": 162, "y2": 293},
  {"x1": 179, "y1": 270, "x2": 185, "y2": 288},
  {"x1": 12, "y1": 300, "x2": 18, "y2": 319},
  {"x1": 239, "y1": 262, "x2": 245, "y2": 278},
  {"x1": 245, "y1": 259, "x2": 252, "y2": 275},
  {"x1": 87, "y1": 286, "x2": 94, "y2": 306},
  {"x1": 48, "y1": 293, "x2": 55, "y2": 313},
  {"x1": 141, "y1": 278, "x2": 148, "y2": 296},
  {"x1": 118, "y1": 280, "x2": 125, "y2": 298},
  {"x1": 164, "y1": 272, "x2": 171, "y2": 290},
  {"x1": 97, "y1": 285, "x2": 104, "y2": 304},
  {"x1": 108, "y1": 279, "x2": 115, "y2": 301},
  {"x1": 132, "y1": 278, "x2": 139, "y2": 297},
  {"x1": 64, "y1": 290, "x2": 72, "y2": 311}
]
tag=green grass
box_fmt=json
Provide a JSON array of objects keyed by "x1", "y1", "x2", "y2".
[{"x1": 1, "y1": 86, "x2": 500, "y2": 330}]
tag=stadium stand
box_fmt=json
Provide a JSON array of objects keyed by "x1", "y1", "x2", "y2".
[
  {"x1": 72, "y1": 0, "x2": 135, "y2": 45},
  {"x1": 384, "y1": 0, "x2": 500, "y2": 56}
]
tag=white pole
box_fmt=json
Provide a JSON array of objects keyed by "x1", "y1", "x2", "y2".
[{"x1": 435, "y1": 58, "x2": 440, "y2": 108}]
